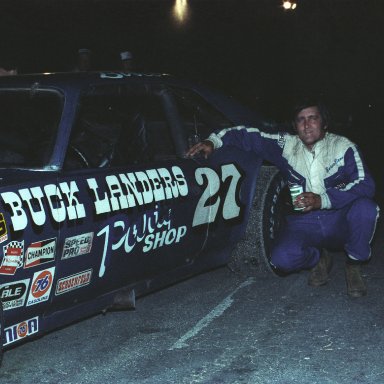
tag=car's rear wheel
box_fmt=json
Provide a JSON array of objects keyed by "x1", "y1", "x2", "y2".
[{"x1": 231, "y1": 165, "x2": 286, "y2": 274}]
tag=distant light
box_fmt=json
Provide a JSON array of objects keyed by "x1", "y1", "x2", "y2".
[
  {"x1": 283, "y1": 1, "x2": 297, "y2": 10},
  {"x1": 173, "y1": 0, "x2": 189, "y2": 24},
  {"x1": 283, "y1": 1, "x2": 291, "y2": 9}
]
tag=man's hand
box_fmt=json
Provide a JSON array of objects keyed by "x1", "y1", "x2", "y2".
[
  {"x1": 186, "y1": 140, "x2": 214, "y2": 159},
  {"x1": 294, "y1": 192, "x2": 321, "y2": 212}
]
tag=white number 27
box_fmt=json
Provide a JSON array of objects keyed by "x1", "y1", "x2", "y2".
[{"x1": 192, "y1": 164, "x2": 242, "y2": 227}]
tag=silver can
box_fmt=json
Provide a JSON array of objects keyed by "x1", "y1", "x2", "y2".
[{"x1": 289, "y1": 183, "x2": 304, "y2": 211}]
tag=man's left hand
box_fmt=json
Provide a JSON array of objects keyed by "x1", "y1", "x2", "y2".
[{"x1": 294, "y1": 192, "x2": 321, "y2": 212}]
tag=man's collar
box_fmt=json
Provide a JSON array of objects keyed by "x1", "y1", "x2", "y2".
[{"x1": 299, "y1": 131, "x2": 328, "y2": 152}]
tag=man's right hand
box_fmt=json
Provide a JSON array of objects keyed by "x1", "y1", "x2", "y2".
[{"x1": 186, "y1": 140, "x2": 214, "y2": 158}]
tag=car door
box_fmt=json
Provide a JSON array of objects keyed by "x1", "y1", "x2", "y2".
[
  {"x1": 170, "y1": 86, "x2": 247, "y2": 257},
  {"x1": 50, "y1": 81, "x2": 208, "y2": 308}
]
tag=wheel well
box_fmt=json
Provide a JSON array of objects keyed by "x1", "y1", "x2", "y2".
[{"x1": 231, "y1": 165, "x2": 285, "y2": 274}]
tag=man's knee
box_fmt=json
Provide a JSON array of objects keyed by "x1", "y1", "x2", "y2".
[
  {"x1": 352, "y1": 197, "x2": 378, "y2": 218},
  {"x1": 271, "y1": 242, "x2": 321, "y2": 272},
  {"x1": 270, "y1": 247, "x2": 296, "y2": 272},
  {"x1": 349, "y1": 197, "x2": 379, "y2": 221}
]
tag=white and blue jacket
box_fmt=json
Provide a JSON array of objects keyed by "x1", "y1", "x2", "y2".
[{"x1": 208, "y1": 126, "x2": 375, "y2": 210}]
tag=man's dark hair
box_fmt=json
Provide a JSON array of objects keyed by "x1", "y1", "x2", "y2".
[{"x1": 292, "y1": 98, "x2": 331, "y2": 129}]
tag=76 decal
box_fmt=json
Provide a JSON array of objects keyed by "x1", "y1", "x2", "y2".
[
  {"x1": 26, "y1": 267, "x2": 55, "y2": 306},
  {"x1": 192, "y1": 164, "x2": 242, "y2": 227}
]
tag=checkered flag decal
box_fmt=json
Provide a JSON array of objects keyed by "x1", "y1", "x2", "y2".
[{"x1": 3, "y1": 240, "x2": 24, "y2": 267}]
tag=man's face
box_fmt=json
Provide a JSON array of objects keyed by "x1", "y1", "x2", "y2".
[{"x1": 294, "y1": 106, "x2": 326, "y2": 149}]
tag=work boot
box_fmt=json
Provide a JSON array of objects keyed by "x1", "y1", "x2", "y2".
[
  {"x1": 308, "y1": 249, "x2": 332, "y2": 287},
  {"x1": 345, "y1": 262, "x2": 367, "y2": 298}
]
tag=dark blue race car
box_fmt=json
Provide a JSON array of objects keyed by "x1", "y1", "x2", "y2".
[{"x1": 0, "y1": 71, "x2": 284, "y2": 361}]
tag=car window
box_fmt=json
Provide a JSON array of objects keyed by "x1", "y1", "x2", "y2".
[
  {"x1": 0, "y1": 89, "x2": 62, "y2": 168},
  {"x1": 171, "y1": 87, "x2": 232, "y2": 145},
  {"x1": 64, "y1": 85, "x2": 177, "y2": 170}
]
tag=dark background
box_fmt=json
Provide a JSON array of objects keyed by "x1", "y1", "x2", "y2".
[
  {"x1": 2, "y1": 1, "x2": 384, "y2": 113},
  {"x1": 1, "y1": 0, "x2": 384, "y2": 184}
]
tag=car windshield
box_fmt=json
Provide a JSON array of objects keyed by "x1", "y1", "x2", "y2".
[{"x1": 0, "y1": 88, "x2": 62, "y2": 168}]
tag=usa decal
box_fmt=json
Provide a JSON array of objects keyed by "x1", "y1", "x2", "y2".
[
  {"x1": 4, "y1": 317, "x2": 39, "y2": 346},
  {"x1": 0, "y1": 278, "x2": 30, "y2": 311},
  {"x1": 0, "y1": 240, "x2": 24, "y2": 275},
  {"x1": 0, "y1": 212, "x2": 8, "y2": 243},
  {"x1": 55, "y1": 269, "x2": 92, "y2": 295},
  {"x1": 62, "y1": 232, "x2": 93, "y2": 259},
  {"x1": 26, "y1": 267, "x2": 55, "y2": 306},
  {"x1": 24, "y1": 238, "x2": 56, "y2": 268}
]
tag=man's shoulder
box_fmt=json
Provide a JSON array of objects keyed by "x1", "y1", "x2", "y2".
[
  {"x1": 326, "y1": 132, "x2": 355, "y2": 148},
  {"x1": 282, "y1": 132, "x2": 299, "y2": 145}
]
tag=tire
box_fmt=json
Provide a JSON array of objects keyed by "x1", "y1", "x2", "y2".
[{"x1": 231, "y1": 165, "x2": 286, "y2": 274}]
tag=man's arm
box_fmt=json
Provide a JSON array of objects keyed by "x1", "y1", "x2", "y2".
[
  {"x1": 325, "y1": 146, "x2": 376, "y2": 209},
  {"x1": 186, "y1": 125, "x2": 286, "y2": 163}
]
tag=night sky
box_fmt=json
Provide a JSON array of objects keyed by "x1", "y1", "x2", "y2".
[{"x1": 1, "y1": 1, "x2": 384, "y2": 133}]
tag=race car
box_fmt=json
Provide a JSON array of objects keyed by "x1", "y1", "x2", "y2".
[{"x1": 0, "y1": 71, "x2": 284, "y2": 362}]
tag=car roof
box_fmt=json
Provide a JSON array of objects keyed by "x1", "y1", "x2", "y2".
[
  {"x1": 0, "y1": 71, "x2": 170, "y2": 90},
  {"x1": 0, "y1": 71, "x2": 266, "y2": 127}
]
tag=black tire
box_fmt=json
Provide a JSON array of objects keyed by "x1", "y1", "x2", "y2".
[{"x1": 231, "y1": 165, "x2": 286, "y2": 274}]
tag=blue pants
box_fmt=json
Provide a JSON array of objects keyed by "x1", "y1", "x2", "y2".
[{"x1": 271, "y1": 197, "x2": 380, "y2": 272}]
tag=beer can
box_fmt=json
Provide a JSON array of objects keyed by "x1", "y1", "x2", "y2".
[{"x1": 289, "y1": 183, "x2": 304, "y2": 211}]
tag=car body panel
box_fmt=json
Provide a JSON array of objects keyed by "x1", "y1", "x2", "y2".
[{"x1": 0, "y1": 72, "x2": 266, "y2": 349}]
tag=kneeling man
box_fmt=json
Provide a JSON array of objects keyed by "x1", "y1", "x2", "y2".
[{"x1": 187, "y1": 99, "x2": 379, "y2": 298}]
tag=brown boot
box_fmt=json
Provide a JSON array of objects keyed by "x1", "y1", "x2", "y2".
[
  {"x1": 345, "y1": 262, "x2": 367, "y2": 298},
  {"x1": 308, "y1": 249, "x2": 332, "y2": 287}
]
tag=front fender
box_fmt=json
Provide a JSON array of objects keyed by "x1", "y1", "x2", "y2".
[{"x1": 207, "y1": 146, "x2": 263, "y2": 245}]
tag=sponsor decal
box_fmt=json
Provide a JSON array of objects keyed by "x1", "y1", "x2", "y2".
[
  {"x1": 96, "y1": 206, "x2": 187, "y2": 277},
  {"x1": 24, "y1": 238, "x2": 56, "y2": 268},
  {"x1": 0, "y1": 278, "x2": 30, "y2": 311},
  {"x1": 0, "y1": 167, "x2": 188, "y2": 232},
  {"x1": 0, "y1": 240, "x2": 24, "y2": 275},
  {"x1": 62, "y1": 232, "x2": 93, "y2": 259},
  {"x1": 277, "y1": 132, "x2": 286, "y2": 149},
  {"x1": 26, "y1": 267, "x2": 55, "y2": 306},
  {"x1": 100, "y1": 72, "x2": 163, "y2": 79},
  {"x1": 4, "y1": 317, "x2": 39, "y2": 346},
  {"x1": 55, "y1": 269, "x2": 92, "y2": 295},
  {"x1": 326, "y1": 155, "x2": 344, "y2": 173},
  {"x1": 0, "y1": 212, "x2": 8, "y2": 243}
]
